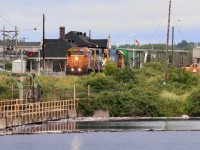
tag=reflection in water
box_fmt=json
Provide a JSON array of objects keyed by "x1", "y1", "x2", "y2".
[
  {"x1": 71, "y1": 135, "x2": 80, "y2": 150},
  {"x1": 11, "y1": 121, "x2": 77, "y2": 133},
  {"x1": 76, "y1": 119, "x2": 200, "y2": 131},
  {"x1": 8, "y1": 119, "x2": 200, "y2": 134}
]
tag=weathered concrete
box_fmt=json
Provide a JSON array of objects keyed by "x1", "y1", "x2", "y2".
[
  {"x1": 93, "y1": 110, "x2": 110, "y2": 118},
  {"x1": 0, "y1": 119, "x2": 6, "y2": 130}
]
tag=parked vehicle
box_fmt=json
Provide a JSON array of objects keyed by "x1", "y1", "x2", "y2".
[{"x1": 182, "y1": 63, "x2": 200, "y2": 73}]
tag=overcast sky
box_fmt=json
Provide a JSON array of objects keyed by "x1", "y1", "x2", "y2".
[{"x1": 0, "y1": 0, "x2": 200, "y2": 45}]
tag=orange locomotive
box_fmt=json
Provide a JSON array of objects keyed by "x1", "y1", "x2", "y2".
[
  {"x1": 66, "y1": 47, "x2": 91, "y2": 74},
  {"x1": 66, "y1": 47, "x2": 125, "y2": 74}
]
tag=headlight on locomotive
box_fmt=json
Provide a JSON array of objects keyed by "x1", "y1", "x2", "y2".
[
  {"x1": 71, "y1": 68, "x2": 74, "y2": 72},
  {"x1": 78, "y1": 68, "x2": 81, "y2": 72}
]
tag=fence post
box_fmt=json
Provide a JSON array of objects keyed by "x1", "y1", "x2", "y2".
[
  {"x1": 73, "y1": 86, "x2": 76, "y2": 109},
  {"x1": 88, "y1": 85, "x2": 90, "y2": 100}
]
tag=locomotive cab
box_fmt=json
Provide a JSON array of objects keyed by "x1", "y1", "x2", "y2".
[{"x1": 66, "y1": 47, "x2": 91, "y2": 74}]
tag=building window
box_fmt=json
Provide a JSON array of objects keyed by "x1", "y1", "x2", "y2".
[
  {"x1": 53, "y1": 60, "x2": 65, "y2": 72},
  {"x1": 32, "y1": 60, "x2": 37, "y2": 70}
]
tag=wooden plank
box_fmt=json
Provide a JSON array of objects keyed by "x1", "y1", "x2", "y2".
[{"x1": 0, "y1": 99, "x2": 78, "y2": 129}]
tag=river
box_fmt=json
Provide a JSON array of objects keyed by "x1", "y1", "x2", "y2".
[
  {"x1": 1, "y1": 119, "x2": 200, "y2": 150},
  {"x1": 0, "y1": 131, "x2": 200, "y2": 150}
]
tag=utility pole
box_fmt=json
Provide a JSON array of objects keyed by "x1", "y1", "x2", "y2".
[
  {"x1": 38, "y1": 49, "x2": 40, "y2": 76},
  {"x1": 172, "y1": 26, "x2": 174, "y2": 66},
  {"x1": 3, "y1": 26, "x2": 5, "y2": 70},
  {"x1": 19, "y1": 50, "x2": 24, "y2": 100},
  {"x1": 1, "y1": 26, "x2": 18, "y2": 70},
  {"x1": 74, "y1": 86, "x2": 76, "y2": 109},
  {"x1": 15, "y1": 26, "x2": 18, "y2": 51},
  {"x1": 42, "y1": 14, "x2": 45, "y2": 70},
  {"x1": 164, "y1": 0, "x2": 171, "y2": 84}
]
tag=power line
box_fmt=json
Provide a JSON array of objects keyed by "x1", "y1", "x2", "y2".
[
  {"x1": 113, "y1": 22, "x2": 159, "y2": 45},
  {"x1": 171, "y1": 11, "x2": 184, "y2": 40},
  {"x1": 0, "y1": 14, "x2": 43, "y2": 31},
  {"x1": 0, "y1": 14, "x2": 15, "y2": 27},
  {"x1": 148, "y1": 10, "x2": 168, "y2": 44},
  {"x1": 34, "y1": 18, "x2": 43, "y2": 30},
  {"x1": 18, "y1": 18, "x2": 43, "y2": 31}
]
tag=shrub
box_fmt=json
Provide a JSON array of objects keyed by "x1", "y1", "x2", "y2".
[
  {"x1": 104, "y1": 62, "x2": 118, "y2": 76},
  {"x1": 85, "y1": 73, "x2": 119, "y2": 90},
  {"x1": 142, "y1": 62, "x2": 164, "y2": 72},
  {"x1": 115, "y1": 67, "x2": 136, "y2": 83},
  {"x1": 168, "y1": 68, "x2": 198, "y2": 86},
  {"x1": 186, "y1": 89, "x2": 200, "y2": 117}
]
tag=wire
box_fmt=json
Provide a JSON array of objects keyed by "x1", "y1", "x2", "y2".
[
  {"x1": 0, "y1": 14, "x2": 15, "y2": 27},
  {"x1": 148, "y1": 10, "x2": 168, "y2": 44},
  {"x1": 34, "y1": 19, "x2": 43, "y2": 29},
  {"x1": 113, "y1": 9, "x2": 169, "y2": 45},
  {"x1": 171, "y1": 11, "x2": 184, "y2": 40},
  {"x1": 19, "y1": 18, "x2": 43, "y2": 31},
  {"x1": 0, "y1": 14, "x2": 42, "y2": 31}
]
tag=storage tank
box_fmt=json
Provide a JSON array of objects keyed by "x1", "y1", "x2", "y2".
[{"x1": 12, "y1": 59, "x2": 27, "y2": 73}]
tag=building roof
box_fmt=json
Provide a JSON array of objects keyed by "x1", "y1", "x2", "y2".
[
  {"x1": 31, "y1": 38, "x2": 74, "y2": 58},
  {"x1": 90, "y1": 39, "x2": 108, "y2": 48},
  {"x1": 0, "y1": 40, "x2": 16, "y2": 46},
  {"x1": 0, "y1": 40, "x2": 40, "y2": 47},
  {"x1": 65, "y1": 31, "x2": 108, "y2": 48},
  {"x1": 30, "y1": 30, "x2": 109, "y2": 59},
  {"x1": 65, "y1": 31, "x2": 93, "y2": 47},
  {"x1": 18, "y1": 42, "x2": 41, "y2": 47}
]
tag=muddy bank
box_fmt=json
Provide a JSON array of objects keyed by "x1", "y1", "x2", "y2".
[{"x1": 53, "y1": 115, "x2": 195, "y2": 123}]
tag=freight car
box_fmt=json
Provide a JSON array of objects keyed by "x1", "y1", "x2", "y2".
[{"x1": 117, "y1": 48, "x2": 192, "y2": 68}]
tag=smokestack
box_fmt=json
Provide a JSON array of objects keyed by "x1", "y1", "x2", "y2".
[{"x1": 59, "y1": 26, "x2": 65, "y2": 39}]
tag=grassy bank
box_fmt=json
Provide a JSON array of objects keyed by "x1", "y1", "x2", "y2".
[{"x1": 1, "y1": 62, "x2": 200, "y2": 117}]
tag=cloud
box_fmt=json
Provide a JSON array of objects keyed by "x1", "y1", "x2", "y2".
[{"x1": 0, "y1": 0, "x2": 200, "y2": 43}]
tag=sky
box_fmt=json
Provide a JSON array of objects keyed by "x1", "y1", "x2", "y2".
[{"x1": 0, "y1": 0, "x2": 200, "y2": 45}]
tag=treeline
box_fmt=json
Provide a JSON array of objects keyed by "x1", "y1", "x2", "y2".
[{"x1": 113, "y1": 40, "x2": 197, "y2": 51}]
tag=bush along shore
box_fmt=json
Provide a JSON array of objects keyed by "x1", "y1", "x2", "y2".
[{"x1": 1, "y1": 62, "x2": 200, "y2": 117}]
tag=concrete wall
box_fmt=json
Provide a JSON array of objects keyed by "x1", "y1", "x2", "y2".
[
  {"x1": 0, "y1": 119, "x2": 6, "y2": 130},
  {"x1": 92, "y1": 110, "x2": 110, "y2": 117}
]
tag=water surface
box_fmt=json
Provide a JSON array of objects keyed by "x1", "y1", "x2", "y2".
[
  {"x1": 10, "y1": 119, "x2": 200, "y2": 133},
  {"x1": 0, "y1": 131, "x2": 200, "y2": 150}
]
